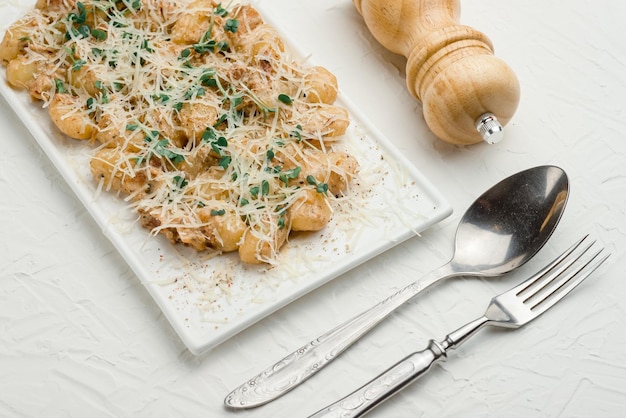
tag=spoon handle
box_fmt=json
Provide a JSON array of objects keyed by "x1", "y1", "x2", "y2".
[{"x1": 224, "y1": 264, "x2": 454, "y2": 409}]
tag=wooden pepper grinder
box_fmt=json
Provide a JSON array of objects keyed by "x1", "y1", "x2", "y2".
[{"x1": 354, "y1": 0, "x2": 520, "y2": 145}]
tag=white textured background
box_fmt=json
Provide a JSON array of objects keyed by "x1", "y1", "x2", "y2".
[{"x1": 1, "y1": 0, "x2": 625, "y2": 417}]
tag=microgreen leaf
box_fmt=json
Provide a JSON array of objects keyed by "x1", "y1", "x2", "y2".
[
  {"x1": 214, "y1": 4, "x2": 228, "y2": 17},
  {"x1": 224, "y1": 19, "x2": 239, "y2": 33},
  {"x1": 278, "y1": 94, "x2": 292, "y2": 105},
  {"x1": 306, "y1": 175, "x2": 329, "y2": 194},
  {"x1": 219, "y1": 156, "x2": 231, "y2": 169},
  {"x1": 316, "y1": 183, "x2": 329, "y2": 194},
  {"x1": 173, "y1": 175, "x2": 188, "y2": 189},
  {"x1": 68, "y1": 2, "x2": 87, "y2": 24},
  {"x1": 72, "y1": 59, "x2": 86, "y2": 71},
  {"x1": 54, "y1": 79, "x2": 66, "y2": 93},
  {"x1": 86, "y1": 97, "x2": 96, "y2": 112},
  {"x1": 290, "y1": 124, "x2": 303, "y2": 141},
  {"x1": 200, "y1": 68, "x2": 218, "y2": 87},
  {"x1": 202, "y1": 127, "x2": 217, "y2": 142},
  {"x1": 91, "y1": 28, "x2": 107, "y2": 41},
  {"x1": 279, "y1": 166, "x2": 301, "y2": 185},
  {"x1": 261, "y1": 180, "x2": 270, "y2": 196}
]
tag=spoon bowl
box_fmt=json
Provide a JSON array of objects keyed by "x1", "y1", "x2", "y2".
[
  {"x1": 225, "y1": 165, "x2": 569, "y2": 409},
  {"x1": 452, "y1": 165, "x2": 569, "y2": 275}
]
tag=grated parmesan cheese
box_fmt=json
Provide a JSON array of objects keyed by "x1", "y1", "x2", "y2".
[{"x1": 1, "y1": 0, "x2": 360, "y2": 264}]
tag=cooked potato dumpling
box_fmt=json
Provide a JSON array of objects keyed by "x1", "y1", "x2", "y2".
[{"x1": 1, "y1": 0, "x2": 359, "y2": 264}]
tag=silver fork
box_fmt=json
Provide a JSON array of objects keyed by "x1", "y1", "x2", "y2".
[{"x1": 309, "y1": 236, "x2": 610, "y2": 418}]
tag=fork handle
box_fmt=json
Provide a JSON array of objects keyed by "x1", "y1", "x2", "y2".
[
  {"x1": 308, "y1": 340, "x2": 447, "y2": 418},
  {"x1": 309, "y1": 316, "x2": 489, "y2": 418}
]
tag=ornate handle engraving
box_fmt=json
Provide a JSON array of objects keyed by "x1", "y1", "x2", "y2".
[
  {"x1": 308, "y1": 341, "x2": 447, "y2": 417},
  {"x1": 225, "y1": 267, "x2": 453, "y2": 408}
]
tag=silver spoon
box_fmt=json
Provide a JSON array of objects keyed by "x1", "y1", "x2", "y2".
[{"x1": 225, "y1": 165, "x2": 570, "y2": 409}]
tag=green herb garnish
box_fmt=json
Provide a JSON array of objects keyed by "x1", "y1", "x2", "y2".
[
  {"x1": 278, "y1": 94, "x2": 292, "y2": 105},
  {"x1": 224, "y1": 19, "x2": 239, "y2": 33},
  {"x1": 173, "y1": 175, "x2": 188, "y2": 189},
  {"x1": 306, "y1": 175, "x2": 329, "y2": 194}
]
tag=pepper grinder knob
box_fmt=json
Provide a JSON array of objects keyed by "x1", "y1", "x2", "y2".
[{"x1": 476, "y1": 113, "x2": 504, "y2": 144}]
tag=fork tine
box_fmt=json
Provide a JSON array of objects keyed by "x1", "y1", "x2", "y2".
[
  {"x1": 514, "y1": 235, "x2": 589, "y2": 296},
  {"x1": 529, "y1": 248, "x2": 610, "y2": 315},
  {"x1": 520, "y1": 238, "x2": 596, "y2": 302}
]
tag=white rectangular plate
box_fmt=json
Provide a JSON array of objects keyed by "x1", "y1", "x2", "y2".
[{"x1": 0, "y1": 2, "x2": 451, "y2": 355}]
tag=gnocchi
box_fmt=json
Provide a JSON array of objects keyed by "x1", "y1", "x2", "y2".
[{"x1": 1, "y1": 0, "x2": 359, "y2": 264}]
